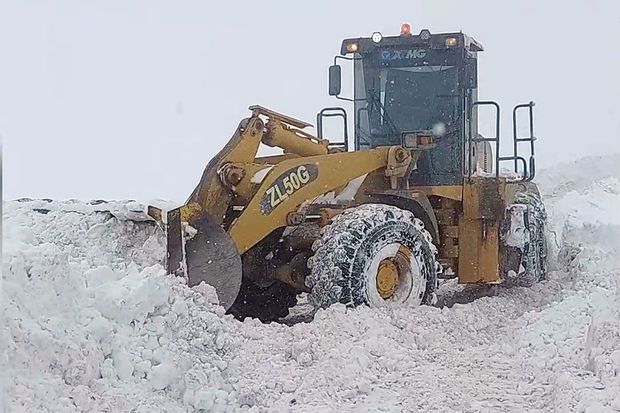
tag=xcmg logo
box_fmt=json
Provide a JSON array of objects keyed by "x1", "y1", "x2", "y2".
[{"x1": 381, "y1": 48, "x2": 427, "y2": 60}]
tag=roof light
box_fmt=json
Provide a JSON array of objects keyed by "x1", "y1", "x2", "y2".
[
  {"x1": 446, "y1": 37, "x2": 458, "y2": 47},
  {"x1": 346, "y1": 42, "x2": 358, "y2": 53},
  {"x1": 419, "y1": 29, "x2": 431, "y2": 40},
  {"x1": 400, "y1": 23, "x2": 412, "y2": 36},
  {"x1": 371, "y1": 32, "x2": 383, "y2": 43}
]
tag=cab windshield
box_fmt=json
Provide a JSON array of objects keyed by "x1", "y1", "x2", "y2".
[{"x1": 354, "y1": 49, "x2": 461, "y2": 149}]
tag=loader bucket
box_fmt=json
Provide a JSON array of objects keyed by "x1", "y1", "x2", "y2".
[{"x1": 149, "y1": 205, "x2": 242, "y2": 310}]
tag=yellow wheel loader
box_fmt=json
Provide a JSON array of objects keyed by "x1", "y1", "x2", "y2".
[{"x1": 149, "y1": 25, "x2": 547, "y2": 321}]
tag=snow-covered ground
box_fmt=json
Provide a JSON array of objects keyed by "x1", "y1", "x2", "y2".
[{"x1": 2, "y1": 154, "x2": 619, "y2": 412}]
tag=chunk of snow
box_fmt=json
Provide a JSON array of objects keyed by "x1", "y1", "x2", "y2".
[
  {"x1": 149, "y1": 362, "x2": 177, "y2": 390},
  {"x1": 250, "y1": 166, "x2": 274, "y2": 184},
  {"x1": 112, "y1": 348, "x2": 134, "y2": 381}
]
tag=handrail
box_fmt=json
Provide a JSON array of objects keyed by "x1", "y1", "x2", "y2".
[
  {"x1": 316, "y1": 107, "x2": 349, "y2": 152},
  {"x1": 468, "y1": 100, "x2": 537, "y2": 183},
  {"x1": 512, "y1": 101, "x2": 536, "y2": 181},
  {"x1": 469, "y1": 101, "x2": 500, "y2": 179}
]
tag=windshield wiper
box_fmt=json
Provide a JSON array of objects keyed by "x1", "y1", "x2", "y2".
[{"x1": 367, "y1": 89, "x2": 399, "y2": 135}]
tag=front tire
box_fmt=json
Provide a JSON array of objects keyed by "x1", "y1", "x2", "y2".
[{"x1": 306, "y1": 204, "x2": 439, "y2": 309}]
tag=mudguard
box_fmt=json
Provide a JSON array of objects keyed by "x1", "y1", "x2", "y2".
[{"x1": 369, "y1": 191, "x2": 440, "y2": 244}]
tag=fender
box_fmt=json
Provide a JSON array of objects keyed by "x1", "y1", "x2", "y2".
[{"x1": 367, "y1": 190, "x2": 440, "y2": 245}]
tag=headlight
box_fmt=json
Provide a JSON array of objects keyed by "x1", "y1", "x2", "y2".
[
  {"x1": 419, "y1": 29, "x2": 431, "y2": 40},
  {"x1": 446, "y1": 37, "x2": 458, "y2": 47},
  {"x1": 371, "y1": 32, "x2": 383, "y2": 43},
  {"x1": 345, "y1": 42, "x2": 358, "y2": 53}
]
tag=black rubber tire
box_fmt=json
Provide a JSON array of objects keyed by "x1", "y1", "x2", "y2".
[
  {"x1": 227, "y1": 279, "x2": 298, "y2": 322},
  {"x1": 502, "y1": 190, "x2": 548, "y2": 285},
  {"x1": 517, "y1": 191, "x2": 548, "y2": 283},
  {"x1": 306, "y1": 204, "x2": 439, "y2": 309}
]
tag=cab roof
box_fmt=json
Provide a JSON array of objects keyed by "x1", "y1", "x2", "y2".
[{"x1": 340, "y1": 30, "x2": 484, "y2": 55}]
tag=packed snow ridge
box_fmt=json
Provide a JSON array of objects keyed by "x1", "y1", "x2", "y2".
[{"x1": 2, "y1": 153, "x2": 619, "y2": 412}]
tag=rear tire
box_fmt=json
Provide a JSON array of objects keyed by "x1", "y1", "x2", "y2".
[
  {"x1": 517, "y1": 191, "x2": 548, "y2": 283},
  {"x1": 306, "y1": 204, "x2": 439, "y2": 309},
  {"x1": 501, "y1": 190, "x2": 548, "y2": 284}
]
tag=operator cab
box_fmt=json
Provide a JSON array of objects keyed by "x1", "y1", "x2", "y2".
[{"x1": 319, "y1": 24, "x2": 537, "y2": 186}]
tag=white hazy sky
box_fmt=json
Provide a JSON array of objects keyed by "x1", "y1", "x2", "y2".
[{"x1": 1, "y1": 0, "x2": 619, "y2": 201}]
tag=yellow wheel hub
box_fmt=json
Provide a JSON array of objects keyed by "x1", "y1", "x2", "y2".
[
  {"x1": 377, "y1": 259, "x2": 399, "y2": 299},
  {"x1": 376, "y1": 245, "x2": 413, "y2": 300}
]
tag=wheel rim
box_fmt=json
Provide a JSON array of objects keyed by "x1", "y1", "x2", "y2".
[
  {"x1": 377, "y1": 259, "x2": 399, "y2": 299},
  {"x1": 365, "y1": 243, "x2": 425, "y2": 306}
]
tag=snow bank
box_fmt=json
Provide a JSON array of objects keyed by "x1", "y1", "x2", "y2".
[
  {"x1": 3, "y1": 201, "x2": 235, "y2": 412},
  {"x1": 2, "y1": 153, "x2": 619, "y2": 412}
]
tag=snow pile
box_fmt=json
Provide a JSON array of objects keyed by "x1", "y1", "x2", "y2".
[
  {"x1": 539, "y1": 168, "x2": 620, "y2": 412},
  {"x1": 2, "y1": 154, "x2": 620, "y2": 412},
  {"x1": 3, "y1": 201, "x2": 236, "y2": 412}
]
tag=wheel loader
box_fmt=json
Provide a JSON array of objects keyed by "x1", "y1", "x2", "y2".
[{"x1": 148, "y1": 25, "x2": 548, "y2": 321}]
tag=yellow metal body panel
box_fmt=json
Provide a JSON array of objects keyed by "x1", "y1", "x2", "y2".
[
  {"x1": 187, "y1": 111, "x2": 329, "y2": 222},
  {"x1": 456, "y1": 179, "x2": 505, "y2": 283},
  {"x1": 255, "y1": 154, "x2": 300, "y2": 164},
  {"x1": 229, "y1": 147, "x2": 410, "y2": 254},
  {"x1": 458, "y1": 218, "x2": 500, "y2": 283},
  {"x1": 187, "y1": 117, "x2": 265, "y2": 223},
  {"x1": 415, "y1": 185, "x2": 463, "y2": 201},
  {"x1": 263, "y1": 120, "x2": 329, "y2": 156},
  {"x1": 179, "y1": 203, "x2": 203, "y2": 223},
  {"x1": 228, "y1": 162, "x2": 273, "y2": 203}
]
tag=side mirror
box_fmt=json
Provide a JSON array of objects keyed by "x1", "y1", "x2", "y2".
[
  {"x1": 328, "y1": 65, "x2": 342, "y2": 96},
  {"x1": 466, "y1": 59, "x2": 477, "y2": 89}
]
